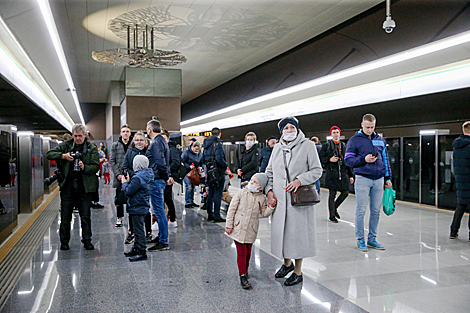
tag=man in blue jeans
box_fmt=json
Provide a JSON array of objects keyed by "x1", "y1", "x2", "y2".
[
  {"x1": 345, "y1": 114, "x2": 392, "y2": 252},
  {"x1": 145, "y1": 119, "x2": 170, "y2": 251}
]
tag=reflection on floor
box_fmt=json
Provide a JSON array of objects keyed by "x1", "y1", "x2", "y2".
[{"x1": 3, "y1": 178, "x2": 470, "y2": 312}]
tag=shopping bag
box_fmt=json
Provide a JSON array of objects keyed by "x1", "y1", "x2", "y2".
[{"x1": 383, "y1": 186, "x2": 396, "y2": 216}]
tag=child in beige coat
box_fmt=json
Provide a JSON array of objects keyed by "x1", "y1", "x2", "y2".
[{"x1": 225, "y1": 173, "x2": 274, "y2": 289}]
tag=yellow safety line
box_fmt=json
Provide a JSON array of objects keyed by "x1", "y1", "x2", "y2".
[{"x1": 0, "y1": 188, "x2": 59, "y2": 263}]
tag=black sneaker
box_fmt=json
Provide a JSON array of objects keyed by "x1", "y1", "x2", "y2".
[
  {"x1": 60, "y1": 243, "x2": 70, "y2": 251},
  {"x1": 92, "y1": 202, "x2": 104, "y2": 209},
  {"x1": 213, "y1": 218, "x2": 226, "y2": 223},
  {"x1": 240, "y1": 274, "x2": 252, "y2": 289},
  {"x1": 450, "y1": 233, "x2": 458, "y2": 239},
  {"x1": 147, "y1": 236, "x2": 159, "y2": 244},
  {"x1": 148, "y1": 242, "x2": 170, "y2": 251},
  {"x1": 129, "y1": 253, "x2": 148, "y2": 262},
  {"x1": 207, "y1": 216, "x2": 214, "y2": 221},
  {"x1": 191, "y1": 203, "x2": 199, "y2": 208},
  {"x1": 124, "y1": 247, "x2": 139, "y2": 257},
  {"x1": 146, "y1": 233, "x2": 153, "y2": 243},
  {"x1": 124, "y1": 233, "x2": 135, "y2": 244},
  {"x1": 335, "y1": 211, "x2": 341, "y2": 219},
  {"x1": 185, "y1": 204, "x2": 192, "y2": 208},
  {"x1": 83, "y1": 242, "x2": 94, "y2": 250},
  {"x1": 275, "y1": 263, "x2": 295, "y2": 278},
  {"x1": 284, "y1": 273, "x2": 303, "y2": 286}
]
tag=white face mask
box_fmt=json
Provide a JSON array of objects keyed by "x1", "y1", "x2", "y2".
[
  {"x1": 247, "y1": 182, "x2": 260, "y2": 193},
  {"x1": 283, "y1": 132, "x2": 297, "y2": 142},
  {"x1": 246, "y1": 140, "x2": 254, "y2": 147}
]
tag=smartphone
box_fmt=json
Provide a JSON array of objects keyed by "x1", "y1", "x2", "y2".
[
  {"x1": 372, "y1": 152, "x2": 378, "y2": 157},
  {"x1": 123, "y1": 169, "x2": 128, "y2": 177}
]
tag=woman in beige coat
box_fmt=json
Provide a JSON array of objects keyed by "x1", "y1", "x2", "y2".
[{"x1": 225, "y1": 173, "x2": 274, "y2": 289}]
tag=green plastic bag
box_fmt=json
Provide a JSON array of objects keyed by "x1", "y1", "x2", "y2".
[{"x1": 383, "y1": 186, "x2": 396, "y2": 216}]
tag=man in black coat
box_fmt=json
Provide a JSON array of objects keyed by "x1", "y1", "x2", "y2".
[
  {"x1": 450, "y1": 121, "x2": 470, "y2": 239},
  {"x1": 319, "y1": 126, "x2": 354, "y2": 223}
]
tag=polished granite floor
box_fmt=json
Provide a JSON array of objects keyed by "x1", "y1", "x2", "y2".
[{"x1": 2, "y1": 178, "x2": 470, "y2": 312}]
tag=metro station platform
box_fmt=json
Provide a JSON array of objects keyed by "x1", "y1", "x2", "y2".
[{"x1": 1, "y1": 178, "x2": 470, "y2": 313}]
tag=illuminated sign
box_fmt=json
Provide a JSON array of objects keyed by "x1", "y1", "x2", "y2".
[{"x1": 184, "y1": 132, "x2": 212, "y2": 137}]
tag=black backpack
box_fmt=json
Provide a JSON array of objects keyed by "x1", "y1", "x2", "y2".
[
  {"x1": 206, "y1": 142, "x2": 223, "y2": 186},
  {"x1": 172, "y1": 161, "x2": 186, "y2": 184}
]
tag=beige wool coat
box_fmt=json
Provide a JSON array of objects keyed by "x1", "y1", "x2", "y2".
[
  {"x1": 225, "y1": 187, "x2": 274, "y2": 244},
  {"x1": 266, "y1": 130, "x2": 323, "y2": 259}
]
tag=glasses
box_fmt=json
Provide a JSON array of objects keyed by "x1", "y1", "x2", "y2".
[{"x1": 134, "y1": 139, "x2": 145, "y2": 142}]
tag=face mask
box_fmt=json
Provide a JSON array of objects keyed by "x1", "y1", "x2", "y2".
[
  {"x1": 246, "y1": 140, "x2": 254, "y2": 147},
  {"x1": 283, "y1": 132, "x2": 297, "y2": 142},
  {"x1": 247, "y1": 183, "x2": 260, "y2": 193}
]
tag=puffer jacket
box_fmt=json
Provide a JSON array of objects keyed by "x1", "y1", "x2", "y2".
[
  {"x1": 122, "y1": 168, "x2": 154, "y2": 215},
  {"x1": 238, "y1": 144, "x2": 260, "y2": 180},
  {"x1": 225, "y1": 186, "x2": 274, "y2": 244},
  {"x1": 453, "y1": 134, "x2": 470, "y2": 204},
  {"x1": 122, "y1": 146, "x2": 148, "y2": 177}
]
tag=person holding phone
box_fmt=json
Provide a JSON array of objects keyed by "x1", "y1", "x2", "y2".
[{"x1": 345, "y1": 114, "x2": 392, "y2": 252}]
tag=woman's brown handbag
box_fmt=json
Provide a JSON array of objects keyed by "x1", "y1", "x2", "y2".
[
  {"x1": 282, "y1": 151, "x2": 320, "y2": 206},
  {"x1": 186, "y1": 167, "x2": 201, "y2": 186}
]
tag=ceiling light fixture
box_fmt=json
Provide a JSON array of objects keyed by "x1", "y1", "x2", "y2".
[
  {"x1": 36, "y1": 0, "x2": 85, "y2": 125},
  {"x1": 92, "y1": 24, "x2": 187, "y2": 68},
  {"x1": 181, "y1": 29, "x2": 470, "y2": 127}
]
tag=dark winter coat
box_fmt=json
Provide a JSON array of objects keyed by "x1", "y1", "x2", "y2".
[
  {"x1": 46, "y1": 138, "x2": 100, "y2": 193},
  {"x1": 259, "y1": 146, "x2": 273, "y2": 173},
  {"x1": 182, "y1": 147, "x2": 202, "y2": 173},
  {"x1": 122, "y1": 168, "x2": 154, "y2": 215},
  {"x1": 345, "y1": 130, "x2": 392, "y2": 181},
  {"x1": 168, "y1": 141, "x2": 181, "y2": 177},
  {"x1": 145, "y1": 134, "x2": 170, "y2": 181},
  {"x1": 201, "y1": 136, "x2": 228, "y2": 182},
  {"x1": 319, "y1": 140, "x2": 353, "y2": 191},
  {"x1": 122, "y1": 146, "x2": 148, "y2": 178},
  {"x1": 453, "y1": 135, "x2": 470, "y2": 205},
  {"x1": 238, "y1": 144, "x2": 260, "y2": 180}
]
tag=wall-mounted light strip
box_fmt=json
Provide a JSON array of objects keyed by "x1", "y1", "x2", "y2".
[
  {"x1": 181, "y1": 29, "x2": 470, "y2": 128},
  {"x1": 18, "y1": 131, "x2": 35, "y2": 136},
  {"x1": 0, "y1": 16, "x2": 74, "y2": 131},
  {"x1": 181, "y1": 60, "x2": 470, "y2": 134},
  {"x1": 36, "y1": 0, "x2": 85, "y2": 125}
]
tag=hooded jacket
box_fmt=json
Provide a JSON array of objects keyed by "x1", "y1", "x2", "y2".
[
  {"x1": 225, "y1": 185, "x2": 274, "y2": 244},
  {"x1": 122, "y1": 167, "x2": 154, "y2": 215},
  {"x1": 453, "y1": 134, "x2": 470, "y2": 204},
  {"x1": 344, "y1": 130, "x2": 392, "y2": 181},
  {"x1": 145, "y1": 134, "x2": 170, "y2": 181},
  {"x1": 237, "y1": 143, "x2": 260, "y2": 180},
  {"x1": 201, "y1": 136, "x2": 228, "y2": 180},
  {"x1": 122, "y1": 145, "x2": 148, "y2": 177}
]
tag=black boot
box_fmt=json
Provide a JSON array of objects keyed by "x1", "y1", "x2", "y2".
[
  {"x1": 275, "y1": 263, "x2": 294, "y2": 278},
  {"x1": 240, "y1": 274, "x2": 252, "y2": 289},
  {"x1": 83, "y1": 241, "x2": 94, "y2": 250}
]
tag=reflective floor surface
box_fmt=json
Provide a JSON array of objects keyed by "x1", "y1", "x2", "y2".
[{"x1": 2, "y1": 178, "x2": 470, "y2": 312}]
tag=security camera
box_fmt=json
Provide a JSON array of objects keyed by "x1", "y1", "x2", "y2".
[
  {"x1": 383, "y1": 16, "x2": 396, "y2": 33},
  {"x1": 152, "y1": 116, "x2": 158, "y2": 120}
]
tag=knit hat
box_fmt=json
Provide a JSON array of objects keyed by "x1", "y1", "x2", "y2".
[
  {"x1": 330, "y1": 126, "x2": 341, "y2": 135},
  {"x1": 253, "y1": 173, "x2": 268, "y2": 191},
  {"x1": 267, "y1": 136, "x2": 277, "y2": 142},
  {"x1": 133, "y1": 155, "x2": 149, "y2": 172},
  {"x1": 278, "y1": 117, "x2": 299, "y2": 135}
]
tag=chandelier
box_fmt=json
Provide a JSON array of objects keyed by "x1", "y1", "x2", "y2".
[{"x1": 92, "y1": 24, "x2": 187, "y2": 68}]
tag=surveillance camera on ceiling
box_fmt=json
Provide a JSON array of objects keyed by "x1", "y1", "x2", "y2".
[
  {"x1": 383, "y1": 16, "x2": 396, "y2": 34},
  {"x1": 152, "y1": 116, "x2": 158, "y2": 120}
]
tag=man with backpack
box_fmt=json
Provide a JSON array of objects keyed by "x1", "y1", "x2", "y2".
[{"x1": 202, "y1": 127, "x2": 228, "y2": 223}]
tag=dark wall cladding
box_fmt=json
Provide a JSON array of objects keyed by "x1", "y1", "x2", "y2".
[{"x1": 182, "y1": 0, "x2": 470, "y2": 121}]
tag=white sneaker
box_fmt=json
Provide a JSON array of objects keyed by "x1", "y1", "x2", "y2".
[
  {"x1": 115, "y1": 217, "x2": 123, "y2": 227},
  {"x1": 168, "y1": 221, "x2": 178, "y2": 228}
]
